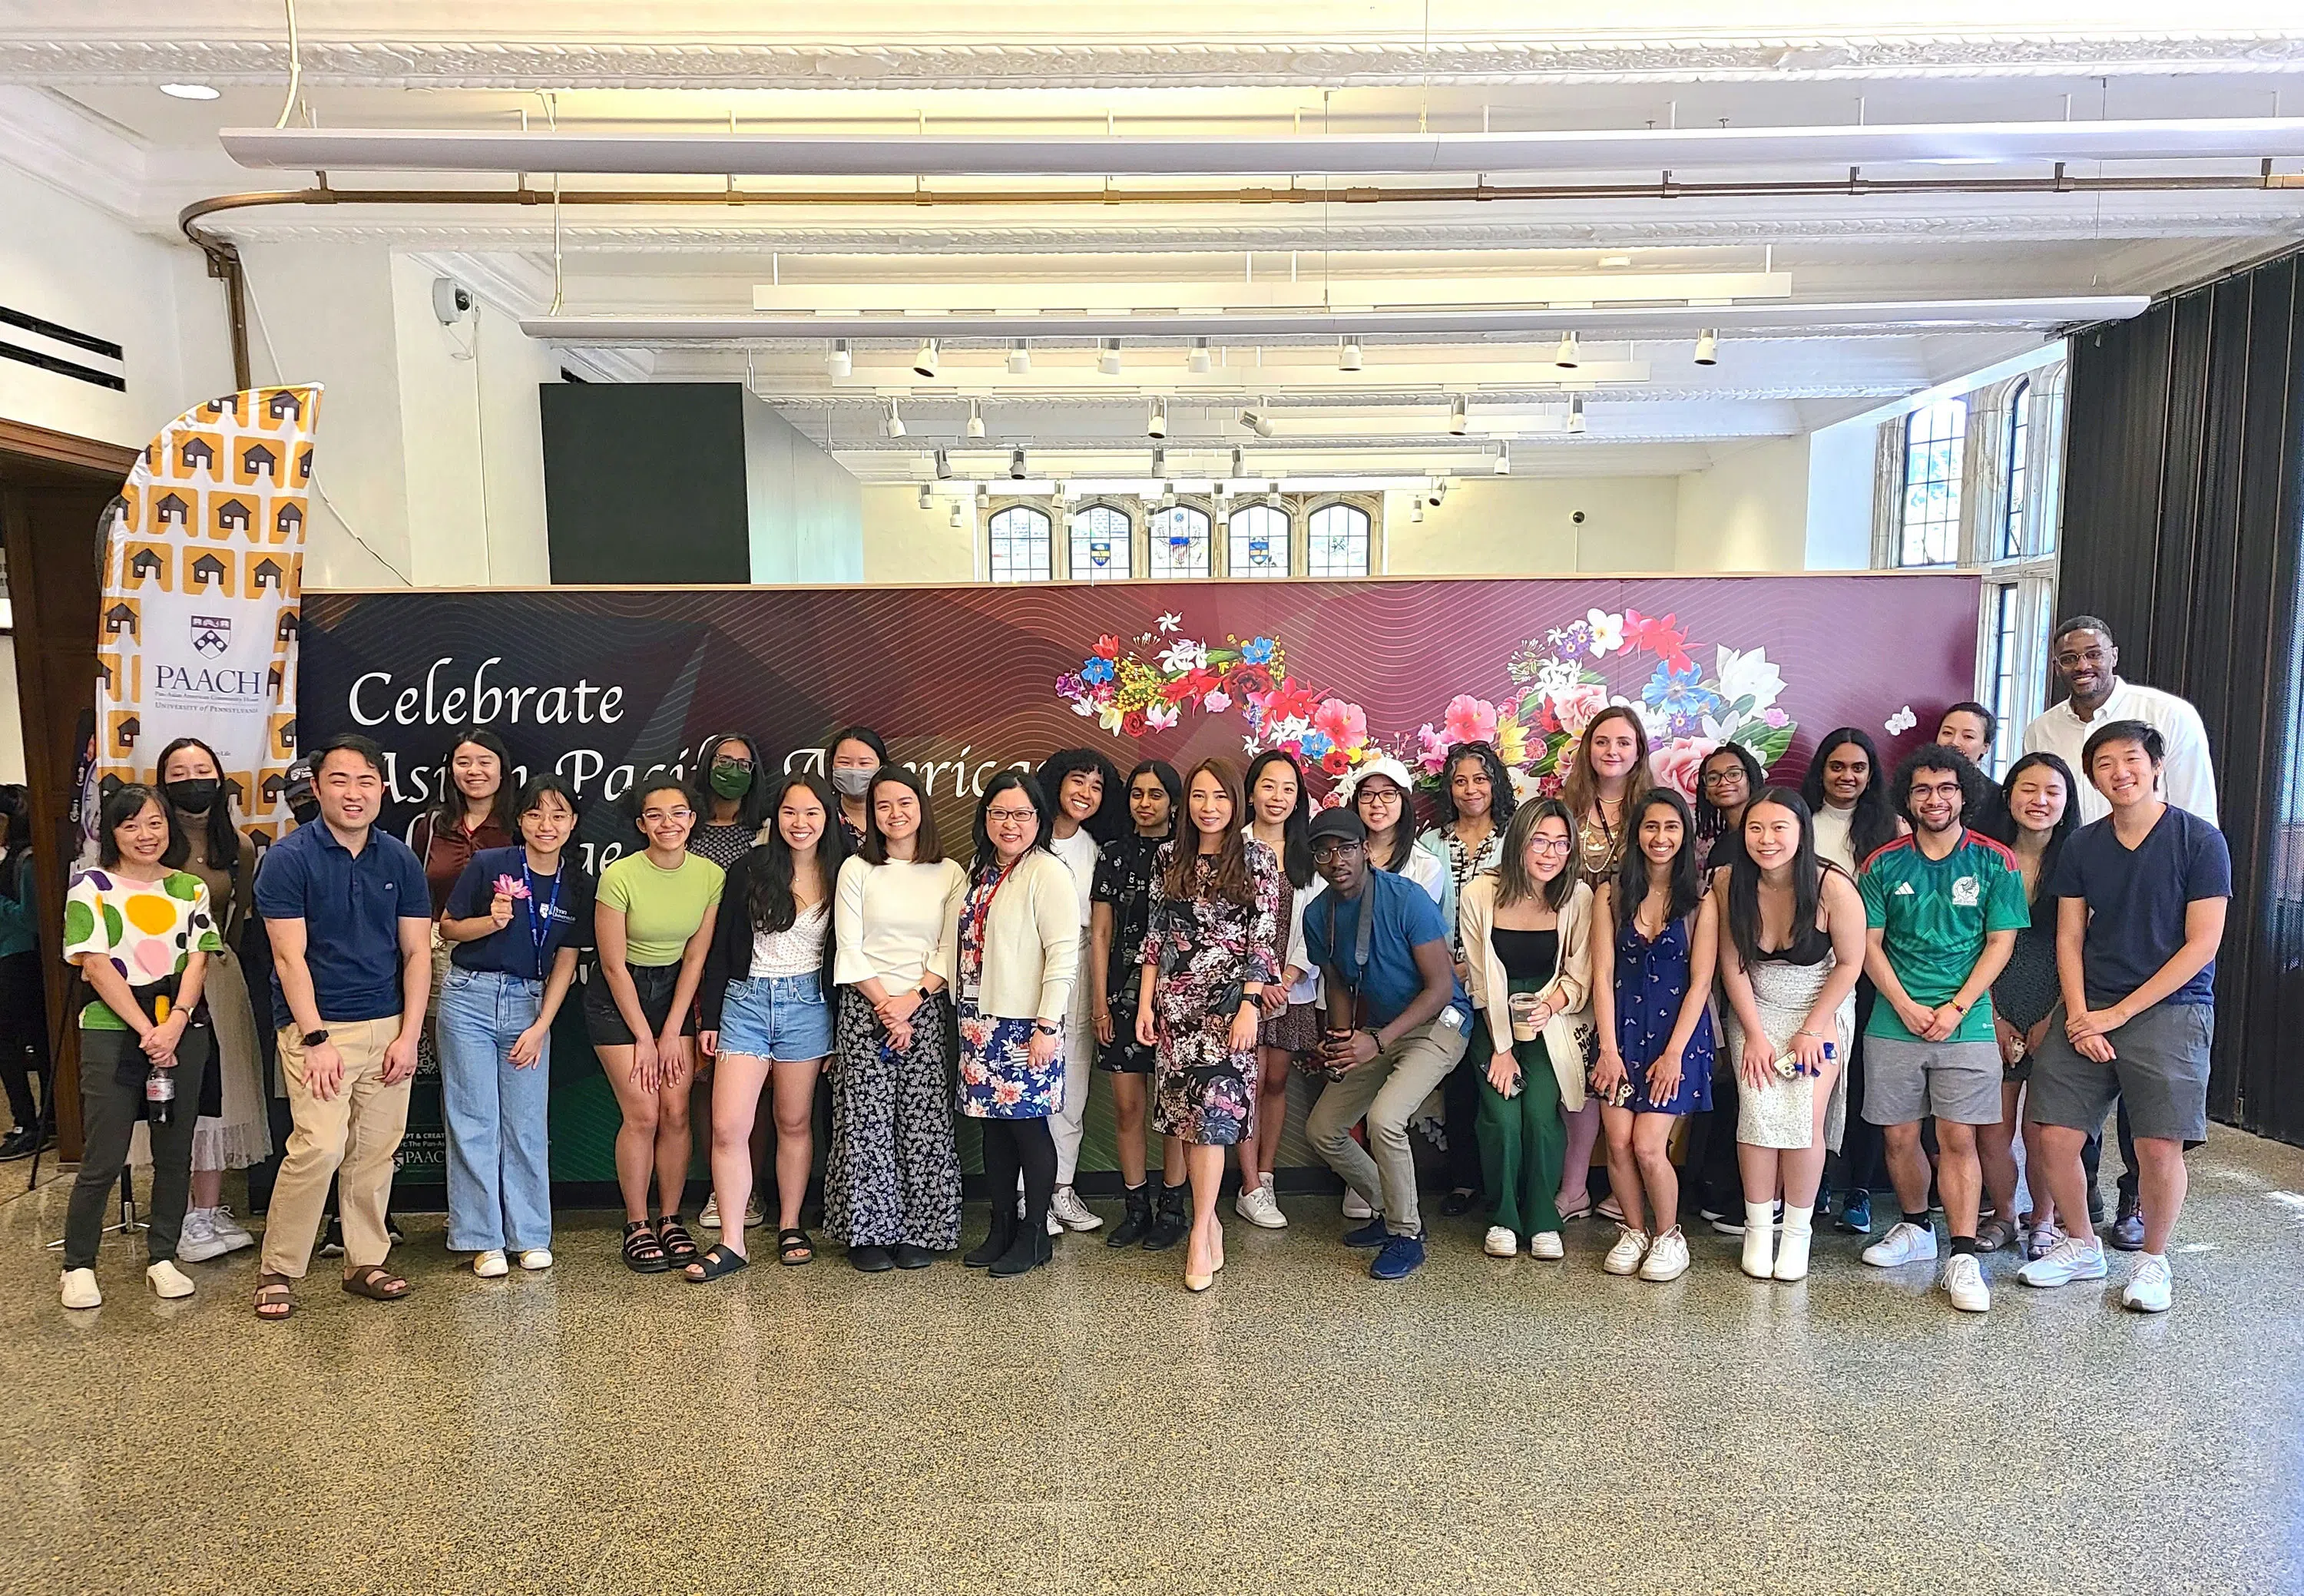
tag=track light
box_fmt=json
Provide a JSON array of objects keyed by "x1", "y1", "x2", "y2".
[
  {"x1": 827, "y1": 338, "x2": 852, "y2": 378},
  {"x1": 1240, "y1": 406, "x2": 1275, "y2": 439},
  {"x1": 1189, "y1": 336, "x2": 1212, "y2": 374},
  {"x1": 1008, "y1": 448, "x2": 1028, "y2": 480},
  {"x1": 912, "y1": 338, "x2": 939, "y2": 379},
  {"x1": 1147, "y1": 400, "x2": 1167, "y2": 440},
  {"x1": 1494, "y1": 442, "x2": 1511, "y2": 475},
  {"x1": 1054, "y1": 480, "x2": 1072, "y2": 504},
  {"x1": 1151, "y1": 444, "x2": 1167, "y2": 478},
  {"x1": 1693, "y1": 329, "x2": 1720, "y2": 366},
  {"x1": 965, "y1": 399, "x2": 985, "y2": 440},
  {"x1": 918, "y1": 485, "x2": 933, "y2": 510},
  {"x1": 1339, "y1": 338, "x2": 1364, "y2": 373},
  {"x1": 1448, "y1": 396, "x2": 1468, "y2": 436},
  {"x1": 1159, "y1": 488, "x2": 1177, "y2": 512},
  {"x1": 1098, "y1": 338, "x2": 1123, "y2": 376},
  {"x1": 1567, "y1": 395, "x2": 1587, "y2": 434},
  {"x1": 1230, "y1": 446, "x2": 1245, "y2": 478},
  {"x1": 1411, "y1": 500, "x2": 1425, "y2": 523},
  {"x1": 948, "y1": 500, "x2": 965, "y2": 528},
  {"x1": 1554, "y1": 332, "x2": 1580, "y2": 369},
  {"x1": 1425, "y1": 478, "x2": 1448, "y2": 508},
  {"x1": 1007, "y1": 338, "x2": 1031, "y2": 374},
  {"x1": 882, "y1": 399, "x2": 905, "y2": 439},
  {"x1": 933, "y1": 448, "x2": 952, "y2": 480}
]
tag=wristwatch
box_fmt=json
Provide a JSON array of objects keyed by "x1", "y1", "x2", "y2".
[
  {"x1": 301, "y1": 1028, "x2": 330, "y2": 1047},
  {"x1": 1032, "y1": 1021, "x2": 1059, "y2": 1037}
]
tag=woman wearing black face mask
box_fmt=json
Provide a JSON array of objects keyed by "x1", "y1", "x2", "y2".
[
  {"x1": 824, "y1": 725, "x2": 888, "y2": 855},
  {"x1": 689, "y1": 733, "x2": 772, "y2": 869},
  {"x1": 154, "y1": 737, "x2": 271, "y2": 1262}
]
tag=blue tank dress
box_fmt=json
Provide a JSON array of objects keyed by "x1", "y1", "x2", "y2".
[{"x1": 1610, "y1": 911, "x2": 1716, "y2": 1115}]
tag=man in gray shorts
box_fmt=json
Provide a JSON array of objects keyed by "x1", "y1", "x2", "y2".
[
  {"x1": 1855, "y1": 747, "x2": 2027, "y2": 1313},
  {"x1": 2019, "y1": 721, "x2": 2230, "y2": 1313}
]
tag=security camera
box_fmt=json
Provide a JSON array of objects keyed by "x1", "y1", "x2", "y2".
[
  {"x1": 431, "y1": 277, "x2": 474, "y2": 326},
  {"x1": 1572, "y1": 510, "x2": 1587, "y2": 525}
]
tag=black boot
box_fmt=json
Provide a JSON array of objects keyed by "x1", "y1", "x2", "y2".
[
  {"x1": 988, "y1": 1217, "x2": 1045, "y2": 1276},
  {"x1": 1141, "y1": 1181, "x2": 1190, "y2": 1252},
  {"x1": 1106, "y1": 1183, "x2": 1154, "y2": 1248},
  {"x1": 965, "y1": 1206, "x2": 1018, "y2": 1268}
]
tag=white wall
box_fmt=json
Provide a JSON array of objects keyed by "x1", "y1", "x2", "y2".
[
  {"x1": 1804, "y1": 415, "x2": 1880, "y2": 570},
  {"x1": 0, "y1": 642, "x2": 24, "y2": 786},
  {"x1": 1673, "y1": 435, "x2": 1812, "y2": 571},
  {"x1": 1386, "y1": 476, "x2": 1683, "y2": 573},
  {"x1": 743, "y1": 392, "x2": 864, "y2": 583},
  {"x1": 861, "y1": 485, "x2": 978, "y2": 583}
]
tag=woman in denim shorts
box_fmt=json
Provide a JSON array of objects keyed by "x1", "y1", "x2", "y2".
[{"x1": 689, "y1": 773, "x2": 846, "y2": 1278}]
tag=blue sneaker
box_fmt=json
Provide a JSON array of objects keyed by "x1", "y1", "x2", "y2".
[
  {"x1": 1369, "y1": 1233, "x2": 1425, "y2": 1280},
  {"x1": 1342, "y1": 1217, "x2": 1391, "y2": 1249},
  {"x1": 1838, "y1": 1191, "x2": 1872, "y2": 1235}
]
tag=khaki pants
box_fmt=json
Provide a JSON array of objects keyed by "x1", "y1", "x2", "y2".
[
  {"x1": 261, "y1": 1016, "x2": 412, "y2": 1278},
  {"x1": 1304, "y1": 1016, "x2": 1470, "y2": 1237}
]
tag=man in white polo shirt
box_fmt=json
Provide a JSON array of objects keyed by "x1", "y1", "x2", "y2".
[{"x1": 2021, "y1": 616, "x2": 2216, "y2": 826}]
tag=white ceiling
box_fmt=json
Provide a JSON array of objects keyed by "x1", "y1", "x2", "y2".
[{"x1": 5, "y1": 3, "x2": 2303, "y2": 484}]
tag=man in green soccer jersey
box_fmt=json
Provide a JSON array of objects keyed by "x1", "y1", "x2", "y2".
[{"x1": 1855, "y1": 745, "x2": 2028, "y2": 1314}]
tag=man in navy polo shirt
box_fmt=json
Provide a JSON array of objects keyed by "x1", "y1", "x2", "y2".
[
  {"x1": 1300, "y1": 806, "x2": 1471, "y2": 1281},
  {"x1": 253, "y1": 733, "x2": 432, "y2": 1319},
  {"x1": 2020, "y1": 720, "x2": 2230, "y2": 1313}
]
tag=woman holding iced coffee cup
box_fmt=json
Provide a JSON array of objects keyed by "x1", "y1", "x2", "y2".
[{"x1": 1458, "y1": 799, "x2": 1596, "y2": 1262}]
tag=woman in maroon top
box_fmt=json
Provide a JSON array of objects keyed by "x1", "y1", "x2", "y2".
[{"x1": 413, "y1": 729, "x2": 517, "y2": 1077}]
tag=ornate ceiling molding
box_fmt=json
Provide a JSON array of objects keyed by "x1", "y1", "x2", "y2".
[{"x1": 5, "y1": 35, "x2": 2303, "y2": 90}]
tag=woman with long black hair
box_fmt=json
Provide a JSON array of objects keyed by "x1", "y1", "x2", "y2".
[
  {"x1": 688, "y1": 731, "x2": 773, "y2": 869},
  {"x1": 1034, "y1": 746, "x2": 1125, "y2": 1235},
  {"x1": 1237, "y1": 748, "x2": 1315, "y2": 1230},
  {"x1": 1800, "y1": 726, "x2": 1905, "y2": 1236},
  {"x1": 691, "y1": 773, "x2": 846, "y2": 1277},
  {"x1": 151, "y1": 737, "x2": 270, "y2": 1261},
  {"x1": 1426, "y1": 740, "x2": 1518, "y2": 1217},
  {"x1": 1091, "y1": 759, "x2": 1186, "y2": 1248}
]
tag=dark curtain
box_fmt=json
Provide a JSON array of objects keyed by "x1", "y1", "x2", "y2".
[{"x1": 2061, "y1": 248, "x2": 2304, "y2": 1145}]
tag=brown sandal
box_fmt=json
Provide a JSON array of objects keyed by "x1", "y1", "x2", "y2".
[
  {"x1": 253, "y1": 1273, "x2": 294, "y2": 1321},
  {"x1": 340, "y1": 1264, "x2": 412, "y2": 1302}
]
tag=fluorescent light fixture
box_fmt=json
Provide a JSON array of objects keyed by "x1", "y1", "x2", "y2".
[
  {"x1": 1448, "y1": 396, "x2": 1468, "y2": 436},
  {"x1": 1494, "y1": 442, "x2": 1511, "y2": 475},
  {"x1": 1147, "y1": 400, "x2": 1167, "y2": 440},
  {"x1": 912, "y1": 338, "x2": 939, "y2": 378},
  {"x1": 1006, "y1": 339, "x2": 1031, "y2": 374},
  {"x1": 161, "y1": 83, "x2": 220, "y2": 101},
  {"x1": 882, "y1": 400, "x2": 905, "y2": 439},
  {"x1": 1339, "y1": 338, "x2": 1364, "y2": 372},
  {"x1": 918, "y1": 484, "x2": 933, "y2": 510},
  {"x1": 1567, "y1": 396, "x2": 1587, "y2": 434},
  {"x1": 933, "y1": 449, "x2": 952, "y2": 480},
  {"x1": 1554, "y1": 332, "x2": 1581, "y2": 369},
  {"x1": 227, "y1": 118, "x2": 2304, "y2": 178},
  {"x1": 1098, "y1": 338, "x2": 1123, "y2": 376},
  {"x1": 965, "y1": 399, "x2": 985, "y2": 439},
  {"x1": 1694, "y1": 329, "x2": 1720, "y2": 366},
  {"x1": 827, "y1": 338, "x2": 851, "y2": 378},
  {"x1": 1008, "y1": 448, "x2": 1028, "y2": 480},
  {"x1": 1189, "y1": 337, "x2": 1212, "y2": 374}
]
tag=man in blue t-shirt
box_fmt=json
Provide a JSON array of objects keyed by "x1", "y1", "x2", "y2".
[
  {"x1": 2020, "y1": 720, "x2": 2230, "y2": 1314},
  {"x1": 1299, "y1": 806, "x2": 1470, "y2": 1282}
]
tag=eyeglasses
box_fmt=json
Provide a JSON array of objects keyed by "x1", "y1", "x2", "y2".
[
  {"x1": 1701, "y1": 770, "x2": 1746, "y2": 787},
  {"x1": 712, "y1": 756, "x2": 753, "y2": 771},
  {"x1": 1309, "y1": 840, "x2": 1362, "y2": 861},
  {"x1": 641, "y1": 807, "x2": 694, "y2": 824},
  {"x1": 1357, "y1": 790, "x2": 1402, "y2": 807},
  {"x1": 985, "y1": 808, "x2": 1038, "y2": 823},
  {"x1": 1527, "y1": 836, "x2": 1573, "y2": 855}
]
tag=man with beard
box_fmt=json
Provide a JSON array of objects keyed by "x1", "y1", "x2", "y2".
[{"x1": 2021, "y1": 617, "x2": 2216, "y2": 826}]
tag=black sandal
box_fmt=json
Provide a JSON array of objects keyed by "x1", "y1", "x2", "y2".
[
  {"x1": 622, "y1": 1219, "x2": 670, "y2": 1273},
  {"x1": 657, "y1": 1218, "x2": 700, "y2": 1266},
  {"x1": 777, "y1": 1228, "x2": 816, "y2": 1267},
  {"x1": 684, "y1": 1243, "x2": 750, "y2": 1282}
]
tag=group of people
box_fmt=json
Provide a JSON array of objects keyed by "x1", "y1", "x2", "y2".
[{"x1": 48, "y1": 613, "x2": 2229, "y2": 1316}]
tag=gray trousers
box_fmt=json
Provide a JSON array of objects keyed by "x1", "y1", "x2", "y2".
[
  {"x1": 65, "y1": 1025, "x2": 209, "y2": 1270},
  {"x1": 1304, "y1": 1016, "x2": 1470, "y2": 1237}
]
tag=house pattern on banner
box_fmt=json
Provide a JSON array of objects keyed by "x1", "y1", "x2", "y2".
[{"x1": 94, "y1": 383, "x2": 322, "y2": 847}]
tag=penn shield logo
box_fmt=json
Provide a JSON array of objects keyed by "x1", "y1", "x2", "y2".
[{"x1": 190, "y1": 614, "x2": 230, "y2": 657}]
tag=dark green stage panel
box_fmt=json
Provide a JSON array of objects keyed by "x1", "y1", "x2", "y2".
[{"x1": 540, "y1": 383, "x2": 751, "y2": 585}]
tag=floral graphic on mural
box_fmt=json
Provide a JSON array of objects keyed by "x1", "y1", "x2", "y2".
[{"x1": 1056, "y1": 629, "x2": 1379, "y2": 773}]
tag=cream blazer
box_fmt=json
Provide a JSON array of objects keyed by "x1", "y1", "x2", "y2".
[
  {"x1": 1458, "y1": 873, "x2": 1596, "y2": 1111},
  {"x1": 964, "y1": 848, "x2": 1081, "y2": 1025}
]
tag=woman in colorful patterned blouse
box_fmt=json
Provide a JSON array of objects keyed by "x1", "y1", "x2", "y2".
[
  {"x1": 1423, "y1": 740, "x2": 1519, "y2": 1220},
  {"x1": 1137, "y1": 758, "x2": 1283, "y2": 1293},
  {"x1": 58, "y1": 784, "x2": 222, "y2": 1310}
]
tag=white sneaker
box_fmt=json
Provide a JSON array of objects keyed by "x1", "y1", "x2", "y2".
[
  {"x1": 2121, "y1": 1254, "x2": 2173, "y2": 1313},
  {"x1": 1045, "y1": 1210, "x2": 1064, "y2": 1237},
  {"x1": 1341, "y1": 1187, "x2": 1375, "y2": 1220},
  {"x1": 1235, "y1": 1182, "x2": 1288, "y2": 1230},
  {"x1": 1529, "y1": 1230, "x2": 1564, "y2": 1260},
  {"x1": 59, "y1": 1268, "x2": 101, "y2": 1310},
  {"x1": 517, "y1": 1248, "x2": 554, "y2": 1271},
  {"x1": 1483, "y1": 1225, "x2": 1518, "y2": 1257},
  {"x1": 1638, "y1": 1226, "x2": 1690, "y2": 1281},
  {"x1": 1602, "y1": 1227, "x2": 1650, "y2": 1276},
  {"x1": 177, "y1": 1208, "x2": 229, "y2": 1263},
  {"x1": 2018, "y1": 1234, "x2": 2109, "y2": 1288},
  {"x1": 699, "y1": 1194, "x2": 723, "y2": 1230},
  {"x1": 743, "y1": 1193, "x2": 765, "y2": 1229},
  {"x1": 1050, "y1": 1185, "x2": 1103, "y2": 1232},
  {"x1": 1942, "y1": 1253, "x2": 1991, "y2": 1313},
  {"x1": 147, "y1": 1259, "x2": 196, "y2": 1299},
  {"x1": 1862, "y1": 1221, "x2": 1939, "y2": 1267},
  {"x1": 207, "y1": 1204, "x2": 257, "y2": 1254},
  {"x1": 472, "y1": 1249, "x2": 509, "y2": 1278}
]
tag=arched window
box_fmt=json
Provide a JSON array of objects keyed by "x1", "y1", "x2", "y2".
[
  {"x1": 2001, "y1": 379, "x2": 2031, "y2": 559},
  {"x1": 988, "y1": 504, "x2": 1052, "y2": 583},
  {"x1": 1147, "y1": 503, "x2": 1212, "y2": 579},
  {"x1": 1226, "y1": 503, "x2": 1290, "y2": 578},
  {"x1": 1899, "y1": 397, "x2": 1968, "y2": 565},
  {"x1": 1068, "y1": 502, "x2": 1132, "y2": 582},
  {"x1": 1306, "y1": 501, "x2": 1372, "y2": 577}
]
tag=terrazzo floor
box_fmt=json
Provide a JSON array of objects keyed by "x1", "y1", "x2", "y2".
[{"x1": 2, "y1": 1127, "x2": 2299, "y2": 1596}]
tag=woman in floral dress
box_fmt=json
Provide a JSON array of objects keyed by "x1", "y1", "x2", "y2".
[{"x1": 1136, "y1": 758, "x2": 1282, "y2": 1292}]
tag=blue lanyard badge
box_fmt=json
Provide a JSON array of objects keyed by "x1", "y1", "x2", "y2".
[{"x1": 522, "y1": 863, "x2": 563, "y2": 976}]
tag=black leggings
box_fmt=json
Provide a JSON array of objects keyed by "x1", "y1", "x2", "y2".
[
  {"x1": 0, "y1": 950, "x2": 48, "y2": 1128},
  {"x1": 1837, "y1": 981, "x2": 1884, "y2": 1199},
  {"x1": 979, "y1": 1116, "x2": 1056, "y2": 1237}
]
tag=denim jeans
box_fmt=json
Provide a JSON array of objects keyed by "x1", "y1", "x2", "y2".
[{"x1": 437, "y1": 967, "x2": 553, "y2": 1252}]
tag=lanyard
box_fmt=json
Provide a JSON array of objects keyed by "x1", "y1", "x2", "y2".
[{"x1": 522, "y1": 860, "x2": 562, "y2": 977}]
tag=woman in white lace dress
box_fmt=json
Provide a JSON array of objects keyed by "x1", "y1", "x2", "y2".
[{"x1": 1715, "y1": 788, "x2": 1865, "y2": 1283}]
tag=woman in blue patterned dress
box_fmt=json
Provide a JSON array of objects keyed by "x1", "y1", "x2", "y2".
[
  {"x1": 956, "y1": 772, "x2": 1081, "y2": 1278},
  {"x1": 1589, "y1": 786, "x2": 1717, "y2": 1284},
  {"x1": 1136, "y1": 758, "x2": 1283, "y2": 1293}
]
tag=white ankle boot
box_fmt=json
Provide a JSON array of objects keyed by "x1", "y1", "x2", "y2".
[
  {"x1": 1774, "y1": 1204, "x2": 1815, "y2": 1281},
  {"x1": 1740, "y1": 1202, "x2": 1776, "y2": 1278}
]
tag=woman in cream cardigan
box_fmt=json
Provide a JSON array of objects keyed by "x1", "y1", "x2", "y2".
[
  {"x1": 955, "y1": 772, "x2": 1081, "y2": 1278},
  {"x1": 1459, "y1": 798, "x2": 1596, "y2": 1261}
]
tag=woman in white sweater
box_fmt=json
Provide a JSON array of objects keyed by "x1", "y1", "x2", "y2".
[
  {"x1": 957, "y1": 773, "x2": 1081, "y2": 1277},
  {"x1": 829, "y1": 767, "x2": 968, "y2": 1272}
]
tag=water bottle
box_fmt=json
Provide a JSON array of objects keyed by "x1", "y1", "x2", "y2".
[{"x1": 144, "y1": 1065, "x2": 175, "y2": 1126}]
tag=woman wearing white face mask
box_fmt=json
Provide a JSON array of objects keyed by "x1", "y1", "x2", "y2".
[{"x1": 824, "y1": 725, "x2": 889, "y2": 856}]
